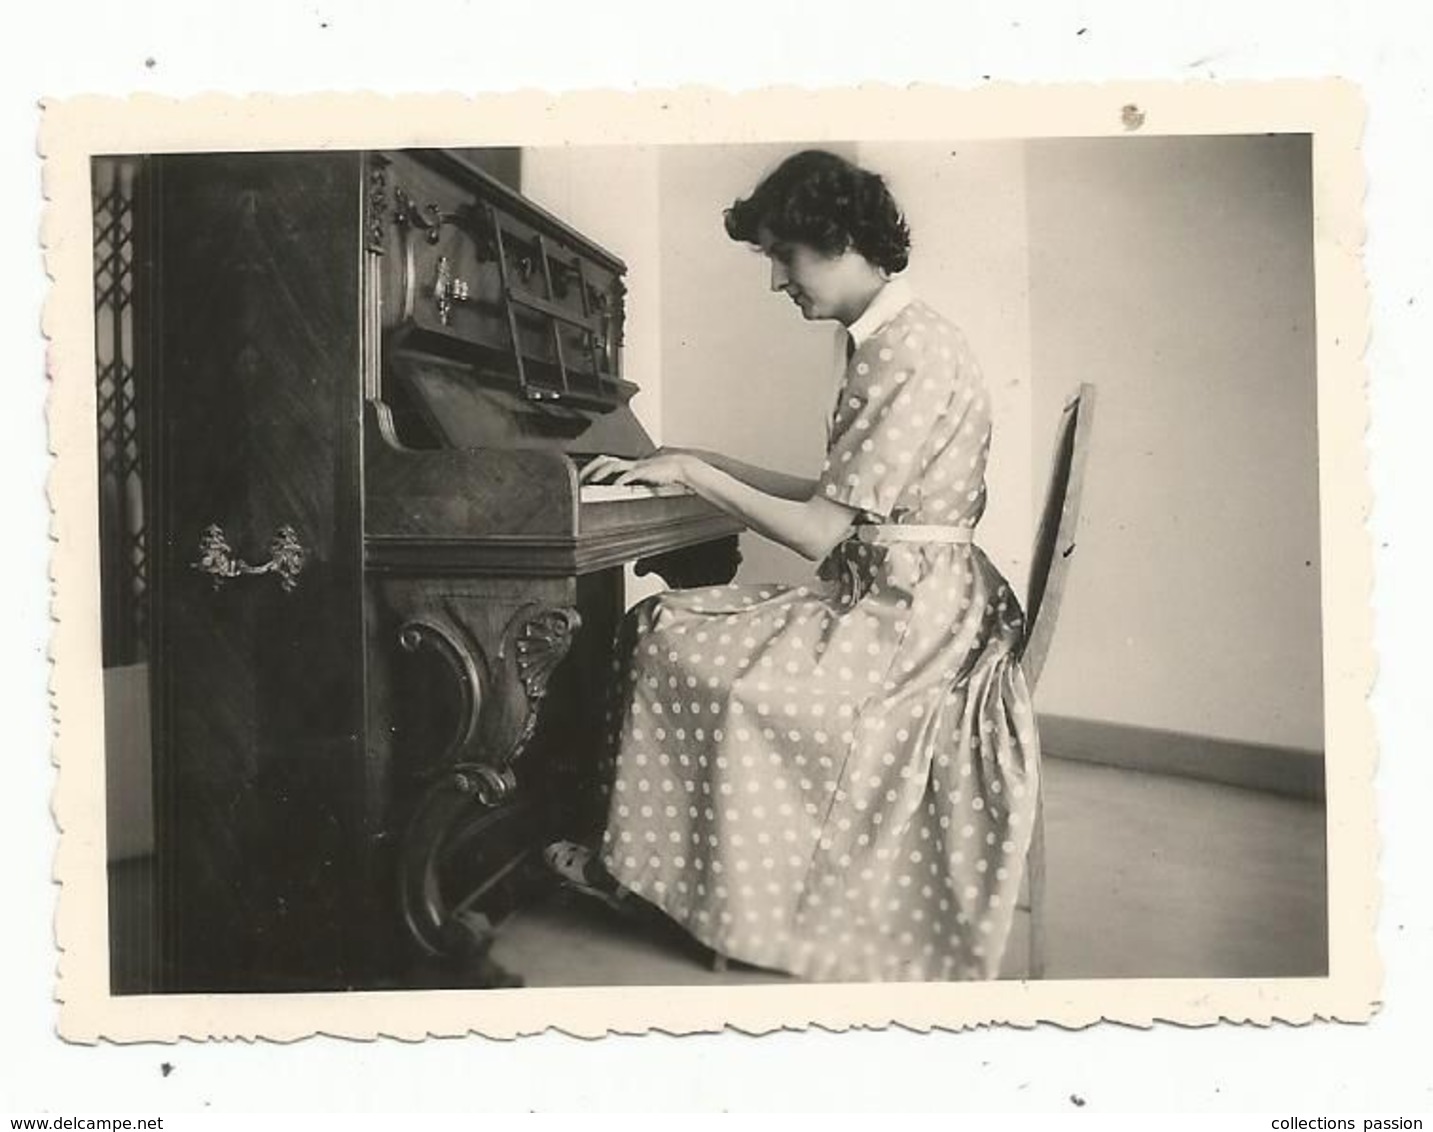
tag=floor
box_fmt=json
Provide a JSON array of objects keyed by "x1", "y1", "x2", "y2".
[
  {"x1": 108, "y1": 756, "x2": 1329, "y2": 991},
  {"x1": 486, "y1": 756, "x2": 1329, "y2": 985}
]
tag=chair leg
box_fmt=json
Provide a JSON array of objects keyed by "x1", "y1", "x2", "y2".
[{"x1": 1027, "y1": 786, "x2": 1048, "y2": 980}]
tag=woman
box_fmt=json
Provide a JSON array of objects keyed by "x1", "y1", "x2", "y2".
[{"x1": 546, "y1": 149, "x2": 1041, "y2": 982}]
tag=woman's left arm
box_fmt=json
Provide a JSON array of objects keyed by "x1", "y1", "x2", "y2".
[{"x1": 593, "y1": 451, "x2": 857, "y2": 561}]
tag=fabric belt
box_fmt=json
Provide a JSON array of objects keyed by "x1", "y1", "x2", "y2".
[{"x1": 853, "y1": 524, "x2": 976, "y2": 545}]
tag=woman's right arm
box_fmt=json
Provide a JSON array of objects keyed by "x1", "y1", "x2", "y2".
[{"x1": 659, "y1": 447, "x2": 816, "y2": 501}]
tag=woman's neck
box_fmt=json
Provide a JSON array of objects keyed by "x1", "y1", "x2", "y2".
[{"x1": 839, "y1": 276, "x2": 890, "y2": 328}]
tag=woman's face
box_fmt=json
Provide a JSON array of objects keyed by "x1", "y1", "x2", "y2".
[{"x1": 757, "y1": 225, "x2": 885, "y2": 326}]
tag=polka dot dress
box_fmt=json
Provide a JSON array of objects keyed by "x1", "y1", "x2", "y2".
[{"x1": 598, "y1": 298, "x2": 1041, "y2": 982}]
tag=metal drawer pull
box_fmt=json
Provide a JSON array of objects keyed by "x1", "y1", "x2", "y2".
[
  {"x1": 193, "y1": 524, "x2": 307, "y2": 593},
  {"x1": 434, "y1": 255, "x2": 472, "y2": 326}
]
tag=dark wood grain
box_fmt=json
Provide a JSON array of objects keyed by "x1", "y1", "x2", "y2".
[
  {"x1": 151, "y1": 151, "x2": 370, "y2": 992},
  {"x1": 375, "y1": 151, "x2": 629, "y2": 405},
  {"x1": 365, "y1": 404, "x2": 578, "y2": 538},
  {"x1": 366, "y1": 513, "x2": 744, "y2": 577}
]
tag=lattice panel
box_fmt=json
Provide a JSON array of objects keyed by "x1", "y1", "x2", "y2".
[{"x1": 93, "y1": 157, "x2": 149, "y2": 666}]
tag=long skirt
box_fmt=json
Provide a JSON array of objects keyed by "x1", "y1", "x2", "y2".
[{"x1": 598, "y1": 541, "x2": 1041, "y2": 982}]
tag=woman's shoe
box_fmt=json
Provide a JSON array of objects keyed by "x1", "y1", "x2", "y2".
[{"x1": 543, "y1": 840, "x2": 627, "y2": 914}]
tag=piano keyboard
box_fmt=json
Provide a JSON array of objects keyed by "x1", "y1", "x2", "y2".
[{"x1": 579, "y1": 482, "x2": 696, "y2": 504}]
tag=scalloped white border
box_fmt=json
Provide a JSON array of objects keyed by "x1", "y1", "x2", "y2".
[{"x1": 41, "y1": 80, "x2": 1379, "y2": 1042}]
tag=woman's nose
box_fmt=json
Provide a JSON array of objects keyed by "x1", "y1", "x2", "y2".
[{"x1": 769, "y1": 260, "x2": 789, "y2": 291}]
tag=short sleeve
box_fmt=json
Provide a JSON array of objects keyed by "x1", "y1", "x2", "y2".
[{"x1": 815, "y1": 321, "x2": 959, "y2": 519}]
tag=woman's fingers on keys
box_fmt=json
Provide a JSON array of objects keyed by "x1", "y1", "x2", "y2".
[
  {"x1": 578, "y1": 457, "x2": 606, "y2": 484},
  {"x1": 613, "y1": 462, "x2": 654, "y2": 487},
  {"x1": 581, "y1": 456, "x2": 611, "y2": 483},
  {"x1": 581, "y1": 455, "x2": 628, "y2": 484}
]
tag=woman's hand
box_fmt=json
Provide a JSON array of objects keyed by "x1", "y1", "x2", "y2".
[
  {"x1": 581, "y1": 452, "x2": 697, "y2": 489},
  {"x1": 652, "y1": 445, "x2": 709, "y2": 462},
  {"x1": 583, "y1": 451, "x2": 855, "y2": 559}
]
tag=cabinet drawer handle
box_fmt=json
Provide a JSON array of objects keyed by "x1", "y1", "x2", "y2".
[
  {"x1": 434, "y1": 255, "x2": 472, "y2": 326},
  {"x1": 192, "y1": 524, "x2": 307, "y2": 593}
]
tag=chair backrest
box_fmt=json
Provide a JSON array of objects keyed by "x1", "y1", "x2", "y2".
[{"x1": 1021, "y1": 383, "x2": 1097, "y2": 692}]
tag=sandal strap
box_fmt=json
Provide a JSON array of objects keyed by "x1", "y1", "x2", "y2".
[{"x1": 544, "y1": 840, "x2": 594, "y2": 884}]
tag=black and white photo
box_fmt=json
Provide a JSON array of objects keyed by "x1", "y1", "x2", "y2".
[{"x1": 44, "y1": 82, "x2": 1378, "y2": 1039}]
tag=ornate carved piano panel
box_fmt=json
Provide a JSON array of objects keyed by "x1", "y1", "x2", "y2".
[
  {"x1": 149, "y1": 149, "x2": 742, "y2": 993},
  {"x1": 371, "y1": 151, "x2": 633, "y2": 411}
]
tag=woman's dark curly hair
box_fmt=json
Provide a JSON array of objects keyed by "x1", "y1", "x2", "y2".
[{"x1": 724, "y1": 149, "x2": 911, "y2": 274}]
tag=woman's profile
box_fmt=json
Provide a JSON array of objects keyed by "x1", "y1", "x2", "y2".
[{"x1": 546, "y1": 148, "x2": 1041, "y2": 982}]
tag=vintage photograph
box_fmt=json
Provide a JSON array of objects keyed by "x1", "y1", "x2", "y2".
[{"x1": 48, "y1": 85, "x2": 1377, "y2": 1037}]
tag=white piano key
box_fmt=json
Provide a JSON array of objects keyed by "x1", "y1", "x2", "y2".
[{"x1": 579, "y1": 483, "x2": 696, "y2": 503}]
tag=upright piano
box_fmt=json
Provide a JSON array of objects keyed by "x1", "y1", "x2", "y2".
[{"x1": 148, "y1": 149, "x2": 742, "y2": 992}]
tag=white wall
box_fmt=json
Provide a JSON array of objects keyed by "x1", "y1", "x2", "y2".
[
  {"x1": 521, "y1": 147, "x2": 665, "y2": 442},
  {"x1": 1026, "y1": 135, "x2": 1324, "y2": 752}
]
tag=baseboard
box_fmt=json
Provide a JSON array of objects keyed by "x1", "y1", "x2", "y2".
[{"x1": 1038, "y1": 714, "x2": 1325, "y2": 801}]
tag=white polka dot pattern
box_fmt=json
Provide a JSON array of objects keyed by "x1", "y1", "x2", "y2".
[{"x1": 598, "y1": 300, "x2": 1040, "y2": 982}]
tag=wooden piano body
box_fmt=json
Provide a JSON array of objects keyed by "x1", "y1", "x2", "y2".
[{"x1": 148, "y1": 149, "x2": 742, "y2": 992}]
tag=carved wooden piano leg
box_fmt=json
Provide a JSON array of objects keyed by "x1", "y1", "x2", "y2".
[
  {"x1": 398, "y1": 771, "x2": 527, "y2": 989},
  {"x1": 710, "y1": 951, "x2": 729, "y2": 974},
  {"x1": 392, "y1": 599, "x2": 581, "y2": 988}
]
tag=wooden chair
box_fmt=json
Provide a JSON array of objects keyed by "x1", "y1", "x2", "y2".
[
  {"x1": 1015, "y1": 382, "x2": 1098, "y2": 980},
  {"x1": 710, "y1": 384, "x2": 1097, "y2": 979}
]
